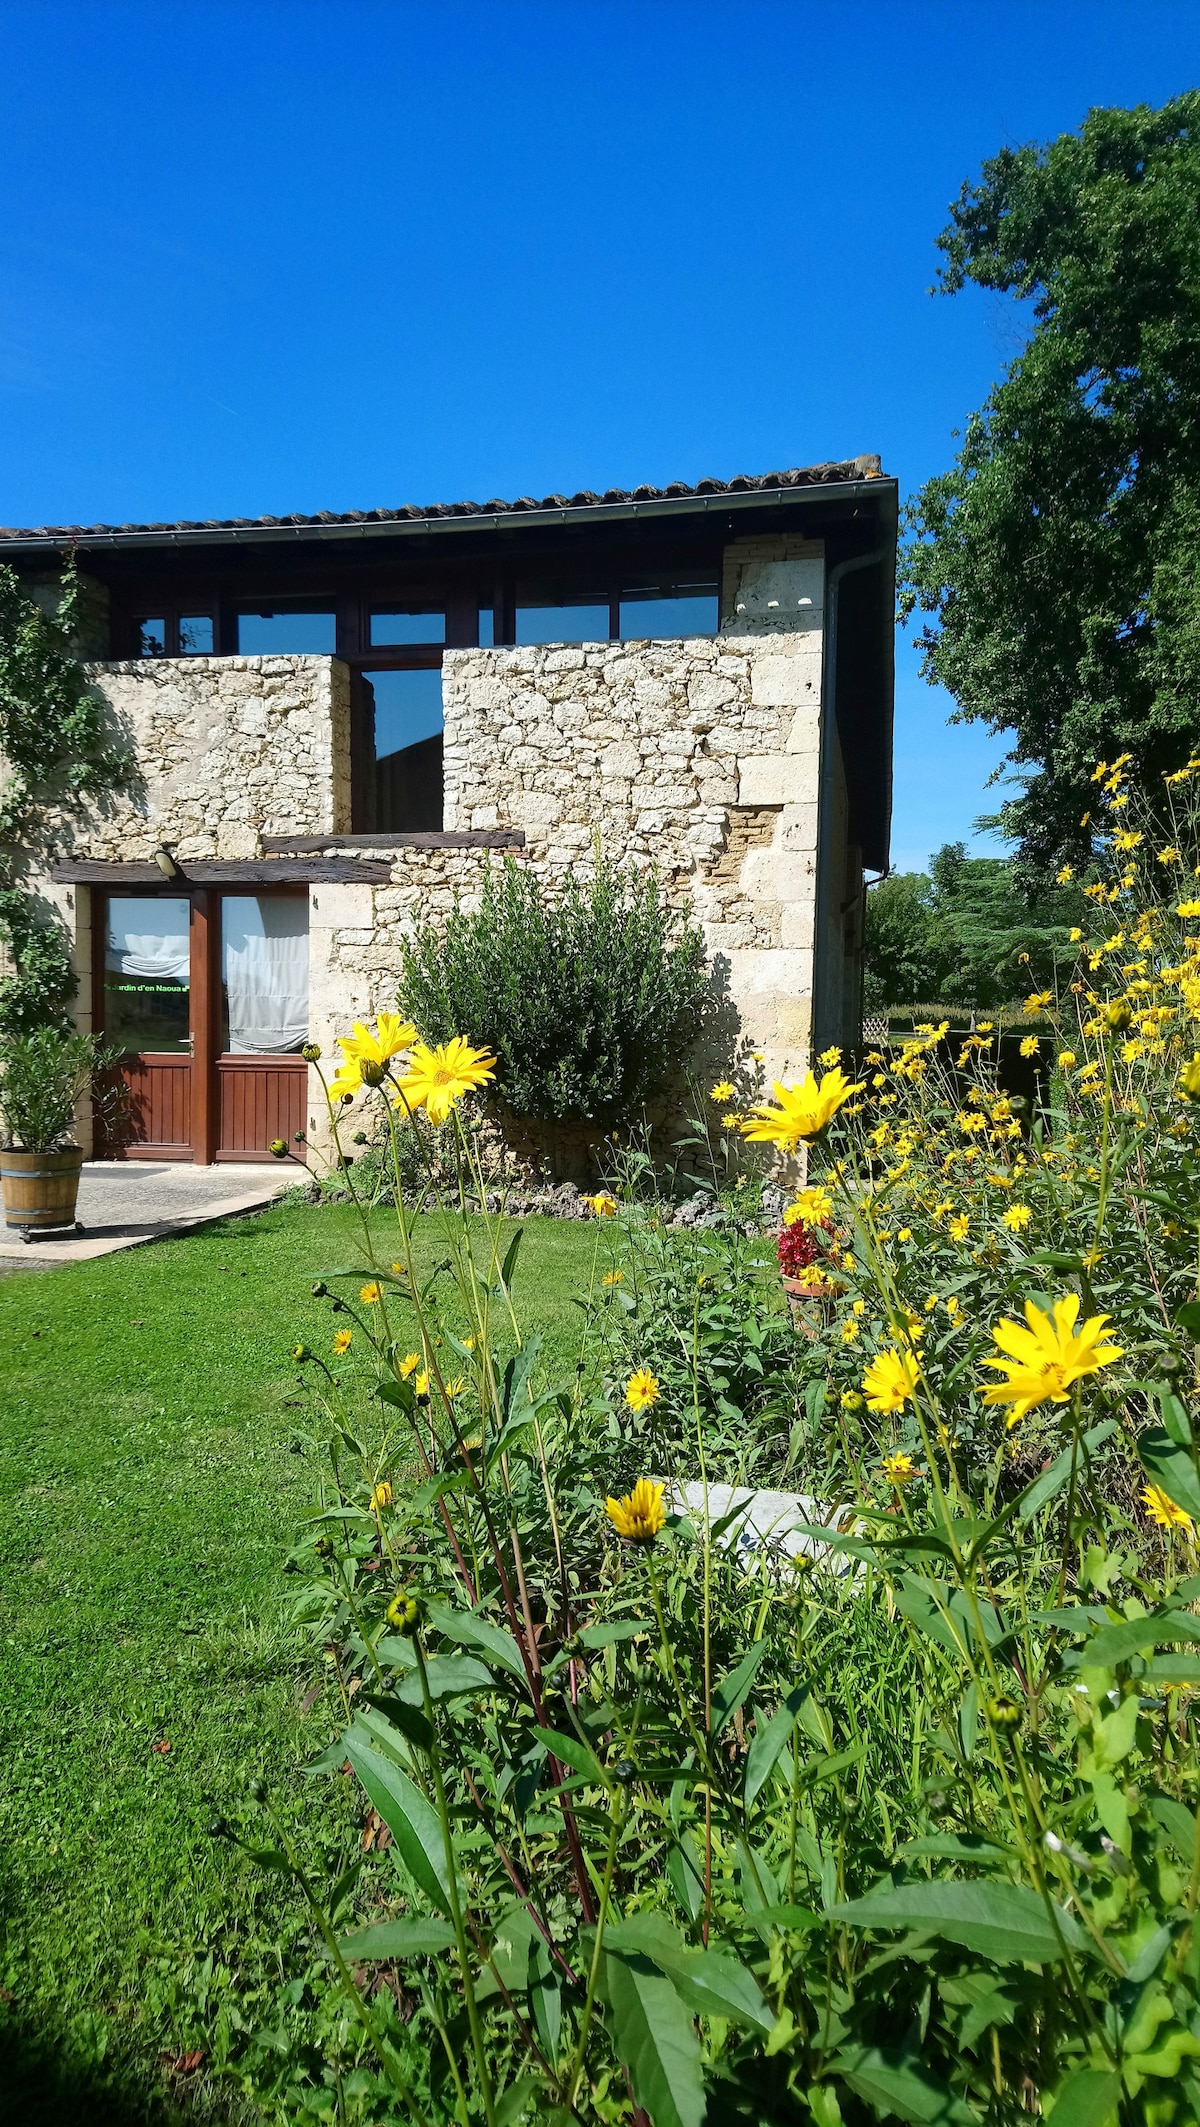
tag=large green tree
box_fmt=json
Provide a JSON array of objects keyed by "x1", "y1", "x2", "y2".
[
  {"x1": 864, "y1": 843, "x2": 1084, "y2": 1010},
  {"x1": 902, "y1": 93, "x2": 1200, "y2": 882}
]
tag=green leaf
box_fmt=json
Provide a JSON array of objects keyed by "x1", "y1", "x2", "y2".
[
  {"x1": 428, "y1": 1602, "x2": 530, "y2": 1683},
  {"x1": 831, "y1": 1878, "x2": 1084, "y2": 1963},
  {"x1": 344, "y1": 1737, "x2": 451, "y2": 1915},
  {"x1": 362, "y1": 1694, "x2": 434, "y2": 1753},
  {"x1": 833, "y1": 2045, "x2": 975, "y2": 2123},
  {"x1": 1174, "y1": 1301, "x2": 1200, "y2": 1339},
  {"x1": 1138, "y1": 1429, "x2": 1200, "y2": 1522},
  {"x1": 606, "y1": 1912, "x2": 772, "y2": 2031},
  {"x1": 710, "y1": 1638, "x2": 769, "y2": 1737},
  {"x1": 1043, "y1": 2068, "x2": 1121, "y2": 2125},
  {"x1": 1149, "y1": 1792, "x2": 1197, "y2": 1861},
  {"x1": 576, "y1": 1618, "x2": 652, "y2": 1650},
  {"x1": 666, "y1": 1827, "x2": 704, "y2": 1922},
  {"x1": 1144, "y1": 1653, "x2": 1200, "y2": 1684},
  {"x1": 901, "y1": 1834, "x2": 1015, "y2": 1863},
  {"x1": 385, "y1": 1653, "x2": 497, "y2": 1704},
  {"x1": 1018, "y1": 1421, "x2": 1117, "y2": 1521},
  {"x1": 498, "y1": 1227, "x2": 523, "y2": 1292},
  {"x1": 337, "y1": 1917, "x2": 456, "y2": 1959},
  {"x1": 603, "y1": 1950, "x2": 706, "y2": 2127},
  {"x1": 1084, "y1": 1610, "x2": 1200, "y2": 1668},
  {"x1": 745, "y1": 1683, "x2": 811, "y2": 1808},
  {"x1": 533, "y1": 1726, "x2": 605, "y2": 1784},
  {"x1": 528, "y1": 1933, "x2": 561, "y2": 2060}
]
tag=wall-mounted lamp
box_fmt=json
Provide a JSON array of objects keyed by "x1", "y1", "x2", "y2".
[{"x1": 153, "y1": 846, "x2": 181, "y2": 880}]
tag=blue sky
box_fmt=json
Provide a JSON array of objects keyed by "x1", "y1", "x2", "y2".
[{"x1": 1, "y1": 0, "x2": 1197, "y2": 872}]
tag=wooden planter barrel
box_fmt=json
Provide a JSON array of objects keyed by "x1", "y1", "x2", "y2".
[{"x1": 1, "y1": 1145, "x2": 85, "y2": 1238}]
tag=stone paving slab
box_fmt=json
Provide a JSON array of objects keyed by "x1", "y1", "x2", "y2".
[{"x1": 0, "y1": 1161, "x2": 293, "y2": 1268}]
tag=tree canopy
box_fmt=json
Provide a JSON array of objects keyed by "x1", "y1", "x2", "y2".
[
  {"x1": 863, "y1": 843, "x2": 1084, "y2": 1011},
  {"x1": 901, "y1": 93, "x2": 1200, "y2": 883}
]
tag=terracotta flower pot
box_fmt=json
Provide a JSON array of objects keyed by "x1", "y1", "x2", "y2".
[
  {"x1": 0, "y1": 1144, "x2": 85, "y2": 1240},
  {"x1": 782, "y1": 1271, "x2": 834, "y2": 1337}
]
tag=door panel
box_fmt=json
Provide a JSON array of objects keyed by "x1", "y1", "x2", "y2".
[
  {"x1": 97, "y1": 1057, "x2": 192, "y2": 1158},
  {"x1": 217, "y1": 1056, "x2": 308, "y2": 1160},
  {"x1": 98, "y1": 892, "x2": 194, "y2": 1158}
]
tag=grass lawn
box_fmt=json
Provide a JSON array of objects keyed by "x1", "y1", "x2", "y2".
[{"x1": 0, "y1": 1195, "x2": 599, "y2": 2125}]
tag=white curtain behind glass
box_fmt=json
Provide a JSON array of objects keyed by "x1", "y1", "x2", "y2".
[
  {"x1": 222, "y1": 897, "x2": 309, "y2": 1053},
  {"x1": 106, "y1": 897, "x2": 190, "y2": 980}
]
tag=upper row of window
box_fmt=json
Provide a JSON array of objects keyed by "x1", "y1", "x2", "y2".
[{"x1": 132, "y1": 580, "x2": 720, "y2": 659}]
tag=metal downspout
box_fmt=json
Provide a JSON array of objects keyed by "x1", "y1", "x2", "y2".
[{"x1": 813, "y1": 546, "x2": 887, "y2": 1052}]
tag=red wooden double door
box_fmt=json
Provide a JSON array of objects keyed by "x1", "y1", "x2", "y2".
[{"x1": 96, "y1": 887, "x2": 310, "y2": 1163}]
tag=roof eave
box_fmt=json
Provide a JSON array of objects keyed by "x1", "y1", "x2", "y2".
[{"x1": 0, "y1": 476, "x2": 898, "y2": 557}]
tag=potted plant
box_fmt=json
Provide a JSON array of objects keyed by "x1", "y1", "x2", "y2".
[
  {"x1": 0, "y1": 1027, "x2": 115, "y2": 1240},
  {"x1": 777, "y1": 1212, "x2": 839, "y2": 1335}
]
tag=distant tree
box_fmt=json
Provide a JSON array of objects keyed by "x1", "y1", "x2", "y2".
[
  {"x1": 861, "y1": 871, "x2": 951, "y2": 1010},
  {"x1": 901, "y1": 93, "x2": 1200, "y2": 885},
  {"x1": 864, "y1": 843, "x2": 1085, "y2": 1010}
]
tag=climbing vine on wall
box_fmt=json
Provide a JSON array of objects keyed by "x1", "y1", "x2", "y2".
[{"x1": 0, "y1": 560, "x2": 131, "y2": 1033}]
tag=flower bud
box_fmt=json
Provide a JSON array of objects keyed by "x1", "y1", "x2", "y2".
[
  {"x1": 292, "y1": 1342, "x2": 313, "y2": 1363},
  {"x1": 987, "y1": 1694, "x2": 1021, "y2": 1733},
  {"x1": 359, "y1": 1059, "x2": 387, "y2": 1087},
  {"x1": 247, "y1": 1776, "x2": 267, "y2": 1803},
  {"x1": 1180, "y1": 1056, "x2": 1200, "y2": 1101},
  {"x1": 314, "y1": 1535, "x2": 334, "y2": 1559},
  {"x1": 311, "y1": 1280, "x2": 329, "y2": 1299},
  {"x1": 351, "y1": 1130, "x2": 367, "y2": 1146},
  {"x1": 386, "y1": 1589, "x2": 421, "y2": 1634},
  {"x1": 302, "y1": 1042, "x2": 322, "y2": 1063},
  {"x1": 1104, "y1": 999, "x2": 1132, "y2": 1032},
  {"x1": 269, "y1": 1138, "x2": 288, "y2": 1159}
]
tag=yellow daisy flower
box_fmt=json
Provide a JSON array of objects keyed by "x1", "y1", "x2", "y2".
[
  {"x1": 740, "y1": 1067, "x2": 864, "y2": 1150},
  {"x1": 625, "y1": 1369, "x2": 660, "y2": 1412},
  {"x1": 584, "y1": 1191, "x2": 618, "y2": 1217},
  {"x1": 1002, "y1": 1204, "x2": 1032, "y2": 1232},
  {"x1": 371, "y1": 1481, "x2": 393, "y2": 1511},
  {"x1": 709, "y1": 1080, "x2": 736, "y2": 1103},
  {"x1": 394, "y1": 1037, "x2": 496, "y2": 1124},
  {"x1": 605, "y1": 1477, "x2": 666, "y2": 1544},
  {"x1": 862, "y1": 1348, "x2": 919, "y2": 1415},
  {"x1": 783, "y1": 1186, "x2": 834, "y2": 1228},
  {"x1": 980, "y1": 1295, "x2": 1123, "y2": 1427},
  {"x1": 360, "y1": 1282, "x2": 382, "y2": 1305},
  {"x1": 881, "y1": 1451, "x2": 918, "y2": 1487},
  {"x1": 1142, "y1": 1484, "x2": 1193, "y2": 1533},
  {"x1": 602, "y1": 1269, "x2": 625, "y2": 1286},
  {"x1": 333, "y1": 1327, "x2": 352, "y2": 1355}
]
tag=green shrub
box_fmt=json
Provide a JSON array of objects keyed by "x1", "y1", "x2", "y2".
[
  {"x1": 398, "y1": 856, "x2": 710, "y2": 1127},
  {"x1": 0, "y1": 1026, "x2": 116, "y2": 1150}
]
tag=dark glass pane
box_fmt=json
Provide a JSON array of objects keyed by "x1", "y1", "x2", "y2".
[
  {"x1": 370, "y1": 609, "x2": 445, "y2": 646},
  {"x1": 103, "y1": 895, "x2": 190, "y2": 1052},
  {"x1": 135, "y1": 618, "x2": 166, "y2": 657},
  {"x1": 478, "y1": 605, "x2": 494, "y2": 647},
  {"x1": 514, "y1": 590, "x2": 609, "y2": 646},
  {"x1": 179, "y1": 614, "x2": 214, "y2": 654},
  {"x1": 620, "y1": 582, "x2": 719, "y2": 638},
  {"x1": 220, "y1": 895, "x2": 309, "y2": 1054},
  {"x1": 368, "y1": 668, "x2": 444, "y2": 757},
  {"x1": 236, "y1": 610, "x2": 336, "y2": 654}
]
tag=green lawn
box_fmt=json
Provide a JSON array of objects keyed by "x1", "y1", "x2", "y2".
[{"x1": 0, "y1": 1196, "x2": 597, "y2": 2124}]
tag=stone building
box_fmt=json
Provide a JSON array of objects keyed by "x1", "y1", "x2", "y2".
[{"x1": 0, "y1": 461, "x2": 896, "y2": 1164}]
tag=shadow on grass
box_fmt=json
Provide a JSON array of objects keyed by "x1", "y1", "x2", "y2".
[{"x1": 0, "y1": 2006, "x2": 228, "y2": 2126}]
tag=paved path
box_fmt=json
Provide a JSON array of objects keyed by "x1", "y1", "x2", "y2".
[{"x1": 0, "y1": 1161, "x2": 293, "y2": 1268}]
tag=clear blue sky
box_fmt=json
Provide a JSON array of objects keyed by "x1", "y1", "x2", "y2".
[{"x1": 2, "y1": 0, "x2": 1197, "y2": 872}]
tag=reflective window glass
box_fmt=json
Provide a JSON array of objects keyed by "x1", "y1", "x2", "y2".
[
  {"x1": 236, "y1": 610, "x2": 336, "y2": 654},
  {"x1": 179, "y1": 614, "x2": 214, "y2": 654},
  {"x1": 221, "y1": 895, "x2": 309, "y2": 1054},
  {"x1": 135, "y1": 618, "x2": 166, "y2": 657},
  {"x1": 367, "y1": 668, "x2": 444, "y2": 758},
  {"x1": 478, "y1": 605, "x2": 494, "y2": 647},
  {"x1": 370, "y1": 609, "x2": 445, "y2": 646},
  {"x1": 619, "y1": 582, "x2": 719, "y2": 639},
  {"x1": 514, "y1": 592, "x2": 609, "y2": 645},
  {"x1": 103, "y1": 895, "x2": 190, "y2": 1052}
]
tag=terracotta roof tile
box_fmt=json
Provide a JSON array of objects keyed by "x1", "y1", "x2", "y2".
[{"x1": 0, "y1": 458, "x2": 886, "y2": 546}]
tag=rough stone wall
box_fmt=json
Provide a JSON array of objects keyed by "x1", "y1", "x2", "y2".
[
  {"x1": 50, "y1": 655, "x2": 352, "y2": 863},
  {"x1": 437, "y1": 536, "x2": 829, "y2": 1089}
]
